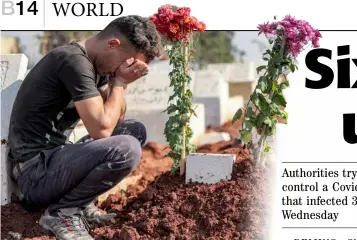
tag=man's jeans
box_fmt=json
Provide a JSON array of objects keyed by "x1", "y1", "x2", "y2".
[{"x1": 16, "y1": 119, "x2": 146, "y2": 214}]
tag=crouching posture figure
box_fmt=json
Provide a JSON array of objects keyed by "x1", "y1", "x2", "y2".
[{"x1": 7, "y1": 16, "x2": 162, "y2": 240}]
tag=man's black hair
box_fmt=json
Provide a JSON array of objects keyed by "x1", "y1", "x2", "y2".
[{"x1": 98, "y1": 15, "x2": 162, "y2": 62}]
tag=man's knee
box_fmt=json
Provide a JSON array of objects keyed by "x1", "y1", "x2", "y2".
[
  {"x1": 114, "y1": 119, "x2": 147, "y2": 146},
  {"x1": 109, "y1": 135, "x2": 142, "y2": 170},
  {"x1": 131, "y1": 120, "x2": 147, "y2": 146}
]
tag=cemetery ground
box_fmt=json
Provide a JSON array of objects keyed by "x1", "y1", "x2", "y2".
[{"x1": 1, "y1": 120, "x2": 271, "y2": 240}]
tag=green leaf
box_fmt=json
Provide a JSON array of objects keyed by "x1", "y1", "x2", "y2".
[
  {"x1": 270, "y1": 103, "x2": 280, "y2": 113},
  {"x1": 263, "y1": 57, "x2": 269, "y2": 61},
  {"x1": 264, "y1": 146, "x2": 271, "y2": 152},
  {"x1": 251, "y1": 94, "x2": 262, "y2": 111},
  {"x1": 272, "y1": 81, "x2": 279, "y2": 91},
  {"x1": 256, "y1": 113, "x2": 266, "y2": 128},
  {"x1": 271, "y1": 118, "x2": 278, "y2": 126},
  {"x1": 264, "y1": 117, "x2": 272, "y2": 127},
  {"x1": 240, "y1": 129, "x2": 253, "y2": 143},
  {"x1": 263, "y1": 49, "x2": 271, "y2": 56},
  {"x1": 257, "y1": 93, "x2": 271, "y2": 112},
  {"x1": 246, "y1": 107, "x2": 255, "y2": 119},
  {"x1": 232, "y1": 108, "x2": 243, "y2": 123},
  {"x1": 272, "y1": 93, "x2": 287, "y2": 107},
  {"x1": 256, "y1": 65, "x2": 266, "y2": 74},
  {"x1": 190, "y1": 107, "x2": 198, "y2": 118},
  {"x1": 166, "y1": 104, "x2": 178, "y2": 114},
  {"x1": 280, "y1": 81, "x2": 290, "y2": 90},
  {"x1": 186, "y1": 89, "x2": 193, "y2": 98},
  {"x1": 279, "y1": 110, "x2": 288, "y2": 121},
  {"x1": 289, "y1": 64, "x2": 295, "y2": 73},
  {"x1": 241, "y1": 131, "x2": 252, "y2": 143},
  {"x1": 168, "y1": 95, "x2": 175, "y2": 102},
  {"x1": 244, "y1": 119, "x2": 254, "y2": 130},
  {"x1": 257, "y1": 78, "x2": 268, "y2": 92},
  {"x1": 266, "y1": 127, "x2": 275, "y2": 136}
]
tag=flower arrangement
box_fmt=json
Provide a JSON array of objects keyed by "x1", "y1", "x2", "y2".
[
  {"x1": 150, "y1": 5, "x2": 206, "y2": 175},
  {"x1": 232, "y1": 15, "x2": 322, "y2": 167}
]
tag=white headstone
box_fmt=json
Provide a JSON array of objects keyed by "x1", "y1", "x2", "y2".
[
  {"x1": 206, "y1": 62, "x2": 258, "y2": 83},
  {"x1": 125, "y1": 72, "x2": 173, "y2": 110},
  {"x1": 149, "y1": 60, "x2": 172, "y2": 72},
  {"x1": 1, "y1": 54, "x2": 28, "y2": 205},
  {"x1": 125, "y1": 72, "x2": 172, "y2": 143},
  {"x1": 206, "y1": 63, "x2": 231, "y2": 81},
  {"x1": 191, "y1": 70, "x2": 229, "y2": 127},
  {"x1": 186, "y1": 153, "x2": 236, "y2": 184},
  {"x1": 228, "y1": 62, "x2": 257, "y2": 83}
]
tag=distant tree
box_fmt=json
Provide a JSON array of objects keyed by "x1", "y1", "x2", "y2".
[
  {"x1": 193, "y1": 31, "x2": 244, "y2": 68},
  {"x1": 160, "y1": 31, "x2": 243, "y2": 68},
  {"x1": 37, "y1": 31, "x2": 98, "y2": 55}
]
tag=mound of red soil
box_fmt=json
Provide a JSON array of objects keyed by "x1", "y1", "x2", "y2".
[
  {"x1": 205, "y1": 120, "x2": 243, "y2": 140},
  {"x1": 1, "y1": 120, "x2": 270, "y2": 240},
  {"x1": 124, "y1": 142, "x2": 173, "y2": 202},
  {"x1": 92, "y1": 146, "x2": 270, "y2": 240}
]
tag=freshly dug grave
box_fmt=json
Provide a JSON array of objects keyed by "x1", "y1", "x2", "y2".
[{"x1": 93, "y1": 146, "x2": 270, "y2": 240}]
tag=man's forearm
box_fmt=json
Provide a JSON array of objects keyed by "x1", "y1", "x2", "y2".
[
  {"x1": 101, "y1": 83, "x2": 126, "y2": 119},
  {"x1": 102, "y1": 84, "x2": 125, "y2": 134}
]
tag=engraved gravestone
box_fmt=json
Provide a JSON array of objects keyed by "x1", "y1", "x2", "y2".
[
  {"x1": 125, "y1": 71, "x2": 173, "y2": 109},
  {"x1": 125, "y1": 71, "x2": 204, "y2": 143},
  {"x1": 1, "y1": 54, "x2": 28, "y2": 205}
]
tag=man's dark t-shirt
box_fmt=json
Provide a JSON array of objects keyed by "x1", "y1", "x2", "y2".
[{"x1": 8, "y1": 42, "x2": 108, "y2": 164}]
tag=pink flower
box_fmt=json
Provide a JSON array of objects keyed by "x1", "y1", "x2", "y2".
[
  {"x1": 257, "y1": 22, "x2": 271, "y2": 35},
  {"x1": 257, "y1": 15, "x2": 322, "y2": 57}
]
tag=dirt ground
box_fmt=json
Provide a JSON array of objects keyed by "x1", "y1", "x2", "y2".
[{"x1": 1, "y1": 120, "x2": 271, "y2": 240}]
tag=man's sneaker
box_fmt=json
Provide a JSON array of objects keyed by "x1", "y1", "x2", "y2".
[
  {"x1": 81, "y1": 202, "x2": 117, "y2": 225},
  {"x1": 39, "y1": 208, "x2": 93, "y2": 240}
]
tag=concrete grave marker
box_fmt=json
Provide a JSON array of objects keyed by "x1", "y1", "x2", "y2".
[
  {"x1": 191, "y1": 70, "x2": 229, "y2": 127},
  {"x1": 186, "y1": 153, "x2": 236, "y2": 184},
  {"x1": 206, "y1": 63, "x2": 232, "y2": 81},
  {"x1": 226, "y1": 62, "x2": 258, "y2": 104},
  {"x1": 1, "y1": 54, "x2": 28, "y2": 205}
]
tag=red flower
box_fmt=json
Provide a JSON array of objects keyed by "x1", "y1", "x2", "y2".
[
  {"x1": 196, "y1": 22, "x2": 206, "y2": 32},
  {"x1": 149, "y1": 15, "x2": 157, "y2": 24},
  {"x1": 184, "y1": 17, "x2": 192, "y2": 25},
  {"x1": 158, "y1": 4, "x2": 173, "y2": 15},
  {"x1": 150, "y1": 5, "x2": 206, "y2": 42},
  {"x1": 177, "y1": 7, "x2": 191, "y2": 18},
  {"x1": 169, "y1": 23, "x2": 180, "y2": 33}
]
